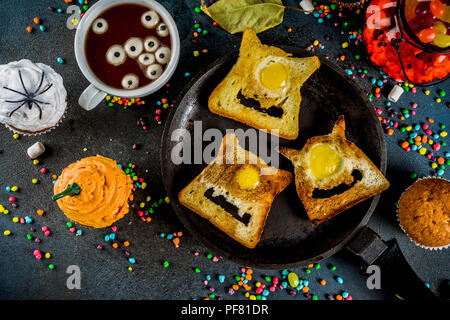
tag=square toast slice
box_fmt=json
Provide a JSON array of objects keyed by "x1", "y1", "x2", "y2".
[
  {"x1": 178, "y1": 133, "x2": 292, "y2": 248},
  {"x1": 208, "y1": 28, "x2": 320, "y2": 140},
  {"x1": 278, "y1": 116, "x2": 390, "y2": 226}
]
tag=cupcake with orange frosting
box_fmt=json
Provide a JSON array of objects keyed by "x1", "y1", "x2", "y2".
[{"x1": 53, "y1": 155, "x2": 133, "y2": 228}]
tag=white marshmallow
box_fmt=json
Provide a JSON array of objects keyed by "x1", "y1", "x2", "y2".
[
  {"x1": 27, "y1": 142, "x2": 45, "y2": 159},
  {"x1": 299, "y1": 0, "x2": 314, "y2": 14},
  {"x1": 388, "y1": 85, "x2": 404, "y2": 103}
]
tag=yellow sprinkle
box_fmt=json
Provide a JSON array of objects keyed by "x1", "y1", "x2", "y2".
[
  {"x1": 193, "y1": 50, "x2": 200, "y2": 57},
  {"x1": 436, "y1": 98, "x2": 442, "y2": 103},
  {"x1": 106, "y1": 96, "x2": 111, "y2": 100},
  {"x1": 12, "y1": 217, "x2": 19, "y2": 223},
  {"x1": 163, "y1": 103, "x2": 169, "y2": 109},
  {"x1": 440, "y1": 131, "x2": 448, "y2": 137},
  {"x1": 424, "y1": 90, "x2": 430, "y2": 95},
  {"x1": 419, "y1": 148, "x2": 427, "y2": 155},
  {"x1": 313, "y1": 40, "x2": 319, "y2": 46},
  {"x1": 3, "y1": 209, "x2": 9, "y2": 215},
  {"x1": 132, "y1": 176, "x2": 138, "y2": 181},
  {"x1": 164, "y1": 196, "x2": 170, "y2": 204},
  {"x1": 3, "y1": 230, "x2": 11, "y2": 236},
  {"x1": 72, "y1": 18, "x2": 79, "y2": 26},
  {"x1": 83, "y1": 148, "x2": 88, "y2": 152},
  {"x1": 146, "y1": 196, "x2": 151, "y2": 202},
  {"x1": 342, "y1": 42, "x2": 349, "y2": 48},
  {"x1": 139, "y1": 202, "x2": 145, "y2": 208},
  {"x1": 32, "y1": 178, "x2": 38, "y2": 184},
  {"x1": 128, "y1": 267, "x2": 133, "y2": 271},
  {"x1": 45, "y1": 252, "x2": 51, "y2": 259},
  {"x1": 244, "y1": 292, "x2": 249, "y2": 298},
  {"x1": 431, "y1": 163, "x2": 438, "y2": 169},
  {"x1": 249, "y1": 295, "x2": 256, "y2": 300},
  {"x1": 406, "y1": 126, "x2": 412, "y2": 131},
  {"x1": 0, "y1": 205, "x2": 4, "y2": 213},
  {"x1": 428, "y1": 140, "x2": 433, "y2": 145},
  {"x1": 33, "y1": 159, "x2": 39, "y2": 165},
  {"x1": 11, "y1": 186, "x2": 18, "y2": 192},
  {"x1": 13, "y1": 134, "x2": 19, "y2": 139},
  {"x1": 141, "y1": 182, "x2": 147, "y2": 189}
]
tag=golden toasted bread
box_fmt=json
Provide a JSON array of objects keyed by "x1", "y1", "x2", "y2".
[
  {"x1": 178, "y1": 133, "x2": 293, "y2": 248},
  {"x1": 278, "y1": 116, "x2": 389, "y2": 226},
  {"x1": 208, "y1": 28, "x2": 320, "y2": 140}
]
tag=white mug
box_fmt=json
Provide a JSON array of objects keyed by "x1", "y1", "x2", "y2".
[{"x1": 74, "y1": 0, "x2": 180, "y2": 110}]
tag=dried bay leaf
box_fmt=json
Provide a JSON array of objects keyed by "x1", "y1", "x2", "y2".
[{"x1": 201, "y1": 0, "x2": 286, "y2": 34}]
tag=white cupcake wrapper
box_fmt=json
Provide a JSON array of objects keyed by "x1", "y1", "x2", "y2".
[
  {"x1": 4, "y1": 102, "x2": 67, "y2": 136},
  {"x1": 396, "y1": 176, "x2": 450, "y2": 251}
]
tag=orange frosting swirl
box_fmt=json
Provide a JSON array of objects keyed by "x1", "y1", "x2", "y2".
[{"x1": 54, "y1": 155, "x2": 133, "y2": 228}]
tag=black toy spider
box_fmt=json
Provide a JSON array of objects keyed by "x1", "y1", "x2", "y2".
[{"x1": 3, "y1": 70, "x2": 53, "y2": 119}]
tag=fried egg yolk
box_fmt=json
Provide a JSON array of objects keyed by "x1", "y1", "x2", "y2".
[
  {"x1": 309, "y1": 144, "x2": 343, "y2": 180},
  {"x1": 235, "y1": 166, "x2": 260, "y2": 190},
  {"x1": 259, "y1": 61, "x2": 288, "y2": 90}
]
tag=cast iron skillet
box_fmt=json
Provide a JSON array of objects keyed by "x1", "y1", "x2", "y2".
[{"x1": 161, "y1": 48, "x2": 437, "y2": 299}]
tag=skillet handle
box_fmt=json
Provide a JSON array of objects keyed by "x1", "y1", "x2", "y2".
[{"x1": 346, "y1": 226, "x2": 437, "y2": 300}]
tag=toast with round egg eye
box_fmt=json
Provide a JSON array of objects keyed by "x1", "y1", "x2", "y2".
[
  {"x1": 278, "y1": 115, "x2": 390, "y2": 226},
  {"x1": 178, "y1": 133, "x2": 293, "y2": 249},
  {"x1": 208, "y1": 27, "x2": 320, "y2": 140}
]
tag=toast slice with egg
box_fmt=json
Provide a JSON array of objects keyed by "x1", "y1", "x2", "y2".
[
  {"x1": 178, "y1": 133, "x2": 292, "y2": 248},
  {"x1": 278, "y1": 116, "x2": 389, "y2": 226},
  {"x1": 208, "y1": 27, "x2": 320, "y2": 140}
]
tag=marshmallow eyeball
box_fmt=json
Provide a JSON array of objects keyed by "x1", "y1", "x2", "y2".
[
  {"x1": 106, "y1": 44, "x2": 126, "y2": 66},
  {"x1": 144, "y1": 36, "x2": 160, "y2": 53},
  {"x1": 121, "y1": 74, "x2": 140, "y2": 89},
  {"x1": 124, "y1": 37, "x2": 144, "y2": 58},
  {"x1": 141, "y1": 10, "x2": 160, "y2": 29},
  {"x1": 138, "y1": 53, "x2": 155, "y2": 66},
  {"x1": 146, "y1": 64, "x2": 163, "y2": 80},
  {"x1": 92, "y1": 18, "x2": 108, "y2": 34},
  {"x1": 156, "y1": 23, "x2": 169, "y2": 37},
  {"x1": 155, "y1": 46, "x2": 171, "y2": 64}
]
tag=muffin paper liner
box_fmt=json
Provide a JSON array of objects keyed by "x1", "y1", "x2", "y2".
[{"x1": 396, "y1": 176, "x2": 450, "y2": 251}]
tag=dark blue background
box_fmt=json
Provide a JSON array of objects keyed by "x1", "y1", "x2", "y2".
[{"x1": 0, "y1": 0, "x2": 448, "y2": 300}]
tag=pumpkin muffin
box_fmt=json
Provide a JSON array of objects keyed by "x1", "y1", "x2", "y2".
[{"x1": 397, "y1": 178, "x2": 450, "y2": 249}]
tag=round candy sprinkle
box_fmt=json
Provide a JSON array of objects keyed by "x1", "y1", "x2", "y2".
[{"x1": 163, "y1": 260, "x2": 169, "y2": 268}]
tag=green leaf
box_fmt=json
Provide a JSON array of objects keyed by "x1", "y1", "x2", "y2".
[{"x1": 201, "y1": 0, "x2": 286, "y2": 34}]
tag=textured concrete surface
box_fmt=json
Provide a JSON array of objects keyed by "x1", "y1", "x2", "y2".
[{"x1": 0, "y1": 0, "x2": 448, "y2": 300}]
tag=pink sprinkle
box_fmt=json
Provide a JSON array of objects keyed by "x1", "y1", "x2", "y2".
[
  {"x1": 240, "y1": 267, "x2": 246, "y2": 273},
  {"x1": 20, "y1": 218, "x2": 25, "y2": 224},
  {"x1": 35, "y1": 255, "x2": 42, "y2": 260},
  {"x1": 269, "y1": 285, "x2": 276, "y2": 292},
  {"x1": 411, "y1": 103, "x2": 418, "y2": 108},
  {"x1": 411, "y1": 110, "x2": 416, "y2": 116},
  {"x1": 69, "y1": 227, "x2": 76, "y2": 232},
  {"x1": 111, "y1": 226, "x2": 117, "y2": 232},
  {"x1": 194, "y1": 251, "x2": 199, "y2": 256},
  {"x1": 44, "y1": 230, "x2": 51, "y2": 236},
  {"x1": 212, "y1": 21, "x2": 218, "y2": 27},
  {"x1": 426, "y1": 129, "x2": 432, "y2": 135},
  {"x1": 423, "y1": 123, "x2": 429, "y2": 130},
  {"x1": 433, "y1": 143, "x2": 441, "y2": 151},
  {"x1": 212, "y1": 256, "x2": 219, "y2": 262},
  {"x1": 375, "y1": 108, "x2": 382, "y2": 115},
  {"x1": 411, "y1": 87, "x2": 417, "y2": 93},
  {"x1": 8, "y1": 196, "x2": 15, "y2": 202},
  {"x1": 272, "y1": 277, "x2": 279, "y2": 285},
  {"x1": 203, "y1": 280, "x2": 208, "y2": 285},
  {"x1": 41, "y1": 226, "x2": 48, "y2": 232},
  {"x1": 33, "y1": 249, "x2": 41, "y2": 256},
  {"x1": 260, "y1": 284, "x2": 266, "y2": 289},
  {"x1": 34, "y1": 238, "x2": 41, "y2": 243},
  {"x1": 255, "y1": 287, "x2": 263, "y2": 294},
  {"x1": 40, "y1": 168, "x2": 47, "y2": 173},
  {"x1": 405, "y1": 146, "x2": 411, "y2": 152},
  {"x1": 345, "y1": 295, "x2": 353, "y2": 300}
]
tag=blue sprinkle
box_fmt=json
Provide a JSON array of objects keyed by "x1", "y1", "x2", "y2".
[
  {"x1": 281, "y1": 269, "x2": 289, "y2": 276},
  {"x1": 167, "y1": 234, "x2": 173, "y2": 240},
  {"x1": 336, "y1": 276, "x2": 344, "y2": 284},
  {"x1": 409, "y1": 132, "x2": 418, "y2": 138},
  {"x1": 206, "y1": 275, "x2": 211, "y2": 281},
  {"x1": 24, "y1": 216, "x2": 32, "y2": 224},
  {"x1": 437, "y1": 169, "x2": 444, "y2": 176},
  {"x1": 318, "y1": 18, "x2": 324, "y2": 23},
  {"x1": 5, "y1": 186, "x2": 11, "y2": 192},
  {"x1": 414, "y1": 124, "x2": 421, "y2": 131},
  {"x1": 261, "y1": 296, "x2": 267, "y2": 300},
  {"x1": 243, "y1": 279, "x2": 248, "y2": 284},
  {"x1": 40, "y1": 25, "x2": 46, "y2": 32},
  {"x1": 342, "y1": 291, "x2": 349, "y2": 298},
  {"x1": 386, "y1": 101, "x2": 391, "y2": 107},
  {"x1": 218, "y1": 275, "x2": 225, "y2": 283},
  {"x1": 296, "y1": 284, "x2": 304, "y2": 290},
  {"x1": 281, "y1": 281, "x2": 288, "y2": 288},
  {"x1": 57, "y1": 57, "x2": 64, "y2": 64},
  {"x1": 184, "y1": 72, "x2": 191, "y2": 77},
  {"x1": 117, "y1": 164, "x2": 122, "y2": 168},
  {"x1": 411, "y1": 145, "x2": 418, "y2": 151},
  {"x1": 76, "y1": 229, "x2": 83, "y2": 236},
  {"x1": 345, "y1": 69, "x2": 353, "y2": 75},
  {"x1": 377, "y1": 80, "x2": 383, "y2": 87},
  {"x1": 303, "y1": 280, "x2": 309, "y2": 287},
  {"x1": 262, "y1": 289, "x2": 270, "y2": 296},
  {"x1": 433, "y1": 134, "x2": 439, "y2": 139},
  {"x1": 57, "y1": 8, "x2": 63, "y2": 13},
  {"x1": 445, "y1": 152, "x2": 450, "y2": 158},
  {"x1": 109, "y1": 233, "x2": 115, "y2": 240},
  {"x1": 129, "y1": 258, "x2": 136, "y2": 264},
  {"x1": 104, "y1": 235, "x2": 110, "y2": 242},
  {"x1": 371, "y1": 78, "x2": 377, "y2": 85},
  {"x1": 424, "y1": 282, "x2": 430, "y2": 288},
  {"x1": 160, "y1": 233, "x2": 165, "y2": 237}
]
